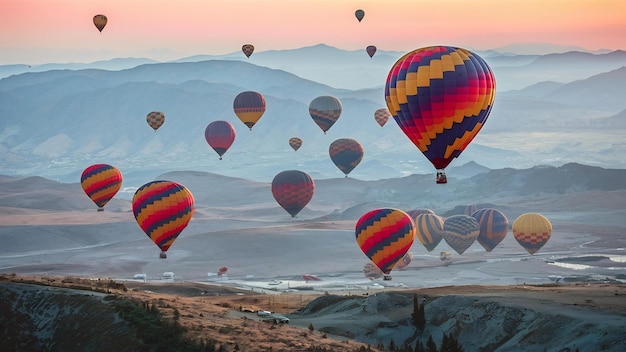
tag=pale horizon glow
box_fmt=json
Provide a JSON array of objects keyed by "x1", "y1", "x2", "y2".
[{"x1": 1, "y1": 0, "x2": 625, "y2": 65}]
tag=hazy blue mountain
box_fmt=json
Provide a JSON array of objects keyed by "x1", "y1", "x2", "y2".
[{"x1": 1, "y1": 46, "x2": 625, "y2": 183}]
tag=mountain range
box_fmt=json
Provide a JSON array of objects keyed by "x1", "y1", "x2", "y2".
[{"x1": 1, "y1": 44, "x2": 625, "y2": 185}]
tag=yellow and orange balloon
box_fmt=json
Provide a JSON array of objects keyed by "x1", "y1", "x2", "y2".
[{"x1": 80, "y1": 164, "x2": 122, "y2": 211}]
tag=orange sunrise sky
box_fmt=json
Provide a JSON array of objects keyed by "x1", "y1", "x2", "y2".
[{"x1": 1, "y1": 0, "x2": 625, "y2": 64}]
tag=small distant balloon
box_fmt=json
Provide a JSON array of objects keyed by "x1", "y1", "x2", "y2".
[
  {"x1": 93, "y1": 14, "x2": 107, "y2": 32},
  {"x1": 355, "y1": 9, "x2": 365, "y2": 22},
  {"x1": 366, "y1": 45, "x2": 377, "y2": 58},
  {"x1": 242, "y1": 44, "x2": 254, "y2": 58},
  {"x1": 289, "y1": 137, "x2": 303, "y2": 151},
  {"x1": 146, "y1": 111, "x2": 165, "y2": 132},
  {"x1": 374, "y1": 108, "x2": 391, "y2": 127},
  {"x1": 80, "y1": 164, "x2": 122, "y2": 211}
]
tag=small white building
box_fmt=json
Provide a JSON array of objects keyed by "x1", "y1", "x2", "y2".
[{"x1": 162, "y1": 272, "x2": 174, "y2": 280}]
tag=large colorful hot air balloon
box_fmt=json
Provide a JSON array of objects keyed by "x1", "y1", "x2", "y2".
[
  {"x1": 146, "y1": 111, "x2": 165, "y2": 131},
  {"x1": 205, "y1": 120, "x2": 236, "y2": 160},
  {"x1": 242, "y1": 44, "x2": 254, "y2": 58},
  {"x1": 414, "y1": 213, "x2": 445, "y2": 252},
  {"x1": 289, "y1": 137, "x2": 303, "y2": 151},
  {"x1": 309, "y1": 96, "x2": 342, "y2": 134},
  {"x1": 366, "y1": 45, "x2": 377, "y2": 58},
  {"x1": 385, "y1": 46, "x2": 496, "y2": 184},
  {"x1": 355, "y1": 9, "x2": 365, "y2": 22},
  {"x1": 374, "y1": 108, "x2": 391, "y2": 127},
  {"x1": 132, "y1": 180, "x2": 195, "y2": 259},
  {"x1": 443, "y1": 215, "x2": 480, "y2": 255},
  {"x1": 93, "y1": 14, "x2": 107, "y2": 32},
  {"x1": 355, "y1": 208, "x2": 416, "y2": 280},
  {"x1": 233, "y1": 91, "x2": 266, "y2": 130},
  {"x1": 472, "y1": 208, "x2": 509, "y2": 252},
  {"x1": 80, "y1": 164, "x2": 122, "y2": 211},
  {"x1": 329, "y1": 138, "x2": 364, "y2": 177},
  {"x1": 271, "y1": 170, "x2": 315, "y2": 218},
  {"x1": 512, "y1": 213, "x2": 552, "y2": 254}
]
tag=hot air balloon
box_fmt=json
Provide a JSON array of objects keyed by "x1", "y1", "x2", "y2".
[
  {"x1": 242, "y1": 44, "x2": 254, "y2": 58},
  {"x1": 205, "y1": 120, "x2": 236, "y2": 160},
  {"x1": 233, "y1": 91, "x2": 266, "y2": 130},
  {"x1": 366, "y1": 45, "x2": 377, "y2": 58},
  {"x1": 363, "y1": 262, "x2": 383, "y2": 280},
  {"x1": 443, "y1": 215, "x2": 480, "y2": 255},
  {"x1": 406, "y1": 208, "x2": 435, "y2": 218},
  {"x1": 309, "y1": 96, "x2": 342, "y2": 134},
  {"x1": 217, "y1": 266, "x2": 228, "y2": 277},
  {"x1": 395, "y1": 251, "x2": 412, "y2": 270},
  {"x1": 374, "y1": 108, "x2": 391, "y2": 127},
  {"x1": 146, "y1": 111, "x2": 165, "y2": 131},
  {"x1": 385, "y1": 46, "x2": 496, "y2": 184},
  {"x1": 355, "y1": 208, "x2": 416, "y2": 280},
  {"x1": 271, "y1": 170, "x2": 315, "y2": 218},
  {"x1": 355, "y1": 9, "x2": 365, "y2": 22},
  {"x1": 289, "y1": 137, "x2": 303, "y2": 151},
  {"x1": 80, "y1": 164, "x2": 122, "y2": 211},
  {"x1": 414, "y1": 213, "x2": 445, "y2": 252},
  {"x1": 329, "y1": 138, "x2": 364, "y2": 177},
  {"x1": 93, "y1": 14, "x2": 107, "y2": 32},
  {"x1": 439, "y1": 251, "x2": 453, "y2": 263},
  {"x1": 472, "y1": 208, "x2": 509, "y2": 252},
  {"x1": 132, "y1": 180, "x2": 195, "y2": 259},
  {"x1": 512, "y1": 213, "x2": 552, "y2": 254}
]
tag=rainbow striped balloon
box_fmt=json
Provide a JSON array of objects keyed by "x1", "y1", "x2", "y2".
[
  {"x1": 355, "y1": 208, "x2": 415, "y2": 279},
  {"x1": 385, "y1": 46, "x2": 495, "y2": 172},
  {"x1": 80, "y1": 164, "x2": 122, "y2": 211},
  {"x1": 132, "y1": 180, "x2": 195, "y2": 258}
]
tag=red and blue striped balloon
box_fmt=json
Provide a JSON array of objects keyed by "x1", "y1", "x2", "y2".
[
  {"x1": 355, "y1": 208, "x2": 415, "y2": 279},
  {"x1": 80, "y1": 164, "x2": 122, "y2": 211},
  {"x1": 385, "y1": 46, "x2": 495, "y2": 172},
  {"x1": 132, "y1": 180, "x2": 195, "y2": 258},
  {"x1": 205, "y1": 120, "x2": 236, "y2": 160},
  {"x1": 271, "y1": 170, "x2": 315, "y2": 218}
]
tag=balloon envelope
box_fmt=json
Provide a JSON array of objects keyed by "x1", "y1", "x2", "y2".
[
  {"x1": 329, "y1": 138, "x2": 364, "y2": 177},
  {"x1": 355, "y1": 208, "x2": 416, "y2": 278},
  {"x1": 394, "y1": 252, "x2": 412, "y2": 270},
  {"x1": 472, "y1": 208, "x2": 509, "y2": 252},
  {"x1": 443, "y1": 215, "x2": 480, "y2": 255},
  {"x1": 146, "y1": 111, "x2": 165, "y2": 131},
  {"x1": 289, "y1": 137, "x2": 303, "y2": 151},
  {"x1": 132, "y1": 181, "x2": 195, "y2": 257},
  {"x1": 366, "y1": 45, "x2": 377, "y2": 58},
  {"x1": 374, "y1": 108, "x2": 391, "y2": 127},
  {"x1": 385, "y1": 46, "x2": 496, "y2": 172},
  {"x1": 271, "y1": 170, "x2": 315, "y2": 217},
  {"x1": 241, "y1": 44, "x2": 254, "y2": 58},
  {"x1": 309, "y1": 96, "x2": 342, "y2": 134},
  {"x1": 233, "y1": 91, "x2": 266, "y2": 130},
  {"x1": 363, "y1": 262, "x2": 383, "y2": 280},
  {"x1": 512, "y1": 213, "x2": 552, "y2": 254},
  {"x1": 414, "y1": 213, "x2": 445, "y2": 252},
  {"x1": 80, "y1": 164, "x2": 122, "y2": 211},
  {"x1": 355, "y1": 9, "x2": 365, "y2": 22},
  {"x1": 205, "y1": 120, "x2": 236, "y2": 159},
  {"x1": 93, "y1": 14, "x2": 107, "y2": 32}
]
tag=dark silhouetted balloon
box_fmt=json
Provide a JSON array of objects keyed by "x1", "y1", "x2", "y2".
[
  {"x1": 289, "y1": 137, "x2": 303, "y2": 151},
  {"x1": 205, "y1": 120, "x2": 236, "y2": 160},
  {"x1": 146, "y1": 111, "x2": 165, "y2": 131},
  {"x1": 366, "y1": 45, "x2": 377, "y2": 58},
  {"x1": 355, "y1": 9, "x2": 365, "y2": 22},
  {"x1": 271, "y1": 170, "x2": 315, "y2": 217},
  {"x1": 329, "y1": 138, "x2": 364, "y2": 177},
  {"x1": 93, "y1": 14, "x2": 107, "y2": 32},
  {"x1": 242, "y1": 44, "x2": 254, "y2": 58}
]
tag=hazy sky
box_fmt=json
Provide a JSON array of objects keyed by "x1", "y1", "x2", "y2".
[{"x1": 1, "y1": 0, "x2": 625, "y2": 64}]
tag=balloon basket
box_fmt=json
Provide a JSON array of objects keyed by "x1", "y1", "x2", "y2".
[
  {"x1": 383, "y1": 275, "x2": 392, "y2": 281},
  {"x1": 159, "y1": 252, "x2": 167, "y2": 259},
  {"x1": 97, "y1": 208, "x2": 104, "y2": 212}
]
